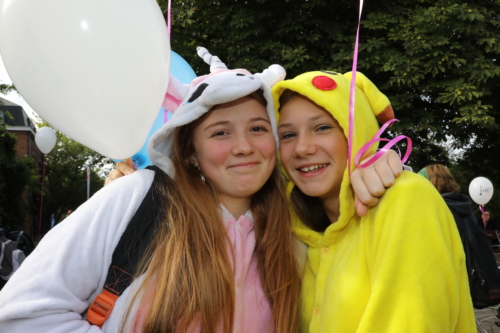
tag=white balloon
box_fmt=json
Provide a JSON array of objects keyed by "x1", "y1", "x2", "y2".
[
  {"x1": 0, "y1": 0, "x2": 170, "y2": 159},
  {"x1": 35, "y1": 127, "x2": 57, "y2": 154},
  {"x1": 469, "y1": 177, "x2": 494, "y2": 205}
]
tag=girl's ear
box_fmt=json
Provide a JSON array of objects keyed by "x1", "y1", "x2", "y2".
[{"x1": 189, "y1": 155, "x2": 199, "y2": 167}]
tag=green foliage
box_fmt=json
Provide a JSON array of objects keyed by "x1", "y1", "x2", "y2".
[
  {"x1": 0, "y1": 83, "x2": 15, "y2": 96},
  {"x1": 0, "y1": 115, "x2": 36, "y2": 231},
  {"x1": 163, "y1": 0, "x2": 499, "y2": 137},
  {"x1": 160, "y1": 0, "x2": 500, "y2": 212}
]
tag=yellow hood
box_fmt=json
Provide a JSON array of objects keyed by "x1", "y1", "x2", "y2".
[{"x1": 272, "y1": 71, "x2": 394, "y2": 243}]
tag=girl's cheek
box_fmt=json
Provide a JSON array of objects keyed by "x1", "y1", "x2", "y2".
[
  {"x1": 279, "y1": 145, "x2": 292, "y2": 165},
  {"x1": 210, "y1": 143, "x2": 229, "y2": 163},
  {"x1": 258, "y1": 137, "x2": 277, "y2": 156},
  {"x1": 197, "y1": 142, "x2": 228, "y2": 166}
]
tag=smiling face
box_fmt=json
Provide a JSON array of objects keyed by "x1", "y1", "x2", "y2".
[
  {"x1": 191, "y1": 96, "x2": 277, "y2": 206},
  {"x1": 278, "y1": 95, "x2": 348, "y2": 201}
]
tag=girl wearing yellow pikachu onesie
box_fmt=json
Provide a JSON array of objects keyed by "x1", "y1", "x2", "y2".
[{"x1": 273, "y1": 71, "x2": 475, "y2": 333}]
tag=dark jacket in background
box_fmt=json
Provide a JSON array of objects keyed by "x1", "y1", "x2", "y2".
[
  {"x1": 442, "y1": 193, "x2": 500, "y2": 308},
  {"x1": 486, "y1": 218, "x2": 500, "y2": 231}
]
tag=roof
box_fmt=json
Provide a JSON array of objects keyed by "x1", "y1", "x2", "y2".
[{"x1": 0, "y1": 97, "x2": 36, "y2": 133}]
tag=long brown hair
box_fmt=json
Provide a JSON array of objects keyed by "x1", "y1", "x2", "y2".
[
  {"x1": 425, "y1": 164, "x2": 460, "y2": 194},
  {"x1": 124, "y1": 93, "x2": 301, "y2": 332}
]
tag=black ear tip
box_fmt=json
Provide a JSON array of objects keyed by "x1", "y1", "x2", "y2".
[{"x1": 188, "y1": 83, "x2": 209, "y2": 103}]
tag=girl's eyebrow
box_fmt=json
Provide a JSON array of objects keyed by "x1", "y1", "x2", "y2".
[
  {"x1": 250, "y1": 117, "x2": 271, "y2": 124},
  {"x1": 278, "y1": 123, "x2": 292, "y2": 130},
  {"x1": 204, "y1": 121, "x2": 229, "y2": 131},
  {"x1": 278, "y1": 115, "x2": 328, "y2": 129},
  {"x1": 204, "y1": 117, "x2": 270, "y2": 131}
]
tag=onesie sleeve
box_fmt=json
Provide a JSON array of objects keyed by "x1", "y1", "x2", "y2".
[
  {"x1": 358, "y1": 172, "x2": 475, "y2": 333},
  {"x1": 0, "y1": 169, "x2": 155, "y2": 333}
]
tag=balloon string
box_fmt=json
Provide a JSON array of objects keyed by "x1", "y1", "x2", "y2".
[
  {"x1": 347, "y1": 0, "x2": 363, "y2": 175},
  {"x1": 38, "y1": 155, "x2": 49, "y2": 241},
  {"x1": 167, "y1": 0, "x2": 171, "y2": 38},
  {"x1": 354, "y1": 119, "x2": 412, "y2": 168},
  {"x1": 480, "y1": 204, "x2": 486, "y2": 228}
]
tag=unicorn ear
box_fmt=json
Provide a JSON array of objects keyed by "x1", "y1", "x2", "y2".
[
  {"x1": 197, "y1": 47, "x2": 228, "y2": 73},
  {"x1": 254, "y1": 64, "x2": 286, "y2": 87},
  {"x1": 163, "y1": 74, "x2": 190, "y2": 113}
]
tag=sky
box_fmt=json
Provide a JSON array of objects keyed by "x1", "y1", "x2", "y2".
[{"x1": 0, "y1": 53, "x2": 38, "y2": 120}]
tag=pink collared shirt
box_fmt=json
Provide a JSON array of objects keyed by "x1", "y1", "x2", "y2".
[{"x1": 132, "y1": 206, "x2": 273, "y2": 332}]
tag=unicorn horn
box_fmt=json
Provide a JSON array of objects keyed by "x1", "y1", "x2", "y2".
[{"x1": 197, "y1": 47, "x2": 228, "y2": 73}]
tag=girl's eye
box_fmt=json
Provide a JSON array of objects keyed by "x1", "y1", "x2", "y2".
[
  {"x1": 212, "y1": 130, "x2": 228, "y2": 137},
  {"x1": 251, "y1": 126, "x2": 268, "y2": 132},
  {"x1": 280, "y1": 132, "x2": 296, "y2": 140},
  {"x1": 316, "y1": 125, "x2": 332, "y2": 132}
]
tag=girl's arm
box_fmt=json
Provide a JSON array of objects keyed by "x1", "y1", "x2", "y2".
[{"x1": 106, "y1": 150, "x2": 404, "y2": 217}]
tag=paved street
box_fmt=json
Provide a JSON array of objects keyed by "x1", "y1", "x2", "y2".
[
  {"x1": 476, "y1": 307, "x2": 500, "y2": 333},
  {"x1": 475, "y1": 251, "x2": 500, "y2": 333}
]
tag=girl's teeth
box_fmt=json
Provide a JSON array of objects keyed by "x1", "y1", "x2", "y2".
[{"x1": 300, "y1": 164, "x2": 326, "y2": 172}]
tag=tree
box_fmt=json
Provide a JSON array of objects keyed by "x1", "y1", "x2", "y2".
[
  {"x1": 162, "y1": 0, "x2": 499, "y2": 133},
  {"x1": 159, "y1": 0, "x2": 500, "y2": 212},
  {"x1": 37, "y1": 125, "x2": 109, "y2": 235},
  {"x1": 0, "y1": 83, "x2": 15, "y2": 97},
  {"x1": 0, "y1": 111, "x2": 36, "y2": 231}
]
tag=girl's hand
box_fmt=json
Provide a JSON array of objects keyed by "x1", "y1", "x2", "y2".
[
  {"x1": 104, "y1": 159, "x2": 137, "y2": 186},
  {"x1": 351, "y1": 150, "x2": 403, "y2": 216}
]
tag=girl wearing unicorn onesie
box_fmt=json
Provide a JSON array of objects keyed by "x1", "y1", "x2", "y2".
[
  {"x1": 273, "y1": 71, "x2": 475, "y2": 332},
  {"x1": 0, "y1": 49, "x2": 304, "y2": 332}
]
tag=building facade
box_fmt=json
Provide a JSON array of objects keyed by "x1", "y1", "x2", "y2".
[{"x1": 1, "y1": 97, "x2": 43, "y2": 236}]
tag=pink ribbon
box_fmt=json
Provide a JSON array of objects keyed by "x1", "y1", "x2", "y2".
[
  {"x1": 480, "y1": 205, "x2": 486, "y2": 228},
  {"x1": 347, "y1": 0, "x2": 412, "y2": 173},
  {"x1": 167, "y1": 0, "x2": 171, "y2": 37},
  {"x1": 164, "y1": 0, "x2": 172, "y2": 123},
  {"x1": 347, "y1": 0, "x2": 363, "y2": 175},
  {"x1": 38, "y1": 155, "x2": 50, "y2": 240},
  {"x1": 354, "y1": 119, "x2": 412, "y2": 168}
]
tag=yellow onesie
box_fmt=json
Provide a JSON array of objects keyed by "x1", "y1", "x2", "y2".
[{"x1": 272, "y1": 71, "x2": 476, "y2": 333}]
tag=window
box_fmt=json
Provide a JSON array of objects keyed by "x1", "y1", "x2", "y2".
[{"x1": 0, "y1": 111, "x2": 4, "y2": 123}]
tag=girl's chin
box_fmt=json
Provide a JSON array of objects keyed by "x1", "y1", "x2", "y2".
[{"x1": 294, "y1": 183, "x2": 340, "y2": 201}]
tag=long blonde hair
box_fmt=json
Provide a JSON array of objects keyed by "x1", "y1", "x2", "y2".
[{"x1": 124, "y1": 95, "x2": 301, "y2": 332}]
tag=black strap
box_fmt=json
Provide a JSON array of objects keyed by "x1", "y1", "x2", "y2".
[{"x1": 103, "y1": 166, "x2": 165, "y2": 296}]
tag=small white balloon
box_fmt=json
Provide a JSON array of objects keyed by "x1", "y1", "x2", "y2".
[
  {"x1": 35, "y1": 127, "x2": 57, "y2": 154},
  {"x1": 469, "y1": 177, "x2": 494, "y2": 205}
]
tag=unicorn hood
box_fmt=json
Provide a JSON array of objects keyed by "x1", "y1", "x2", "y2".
[{"x1": 148, "y1": 47, "x2": 286, "y2": 178}]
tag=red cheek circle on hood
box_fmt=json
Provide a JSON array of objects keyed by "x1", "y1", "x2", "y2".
[{"x1": 312, "y1": 76, "x2": 337, "y2": 91}]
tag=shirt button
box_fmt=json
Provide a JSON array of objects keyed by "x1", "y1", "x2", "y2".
[
  {"x1": 313, "y1": 306, "x2": 319, "y2": 315},
  {"x1": 237, "y1": 224, "x2": 242, "y2": 231},
  {"x1": 321, "y1": 247, "x2": 329, "y2": 255}
]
